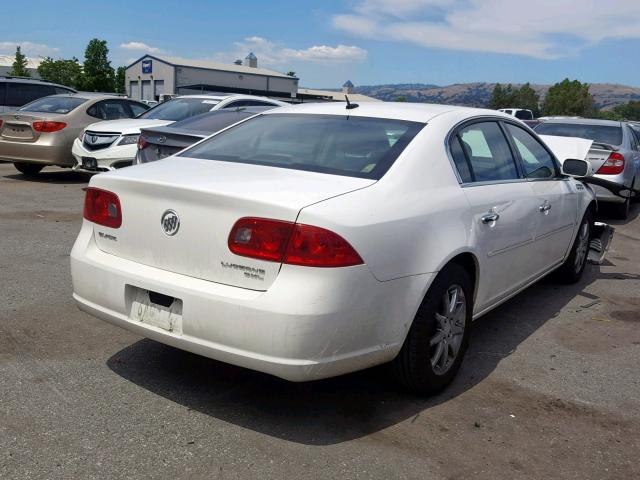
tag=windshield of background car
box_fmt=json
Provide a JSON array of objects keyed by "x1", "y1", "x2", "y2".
[
  {"x1": 18, "y1": 96, "x2": 87, "y2": 114},
  {"x1": 138, "y1": 98, "x2": 219, "y2": 121},
  {"x1": 180, "y1": 113, "x2": 425, "y2": 179},
  {"x1": 535, "y1": 122, "x2": 623, "y2": 146},
  {"x1": 169, "y1": 110, "x2": 254, "y2": 132}
]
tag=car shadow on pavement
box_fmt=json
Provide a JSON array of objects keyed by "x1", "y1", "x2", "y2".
[
  {"x1": 106, "y1": 262, "x2": 633, "y2": 446},
  {"x1": 3, "y1": 169, "x2": 90, "y2": 185},
  {"x1": 598, "y1": 202, "x2": 640, "y2": 225}
]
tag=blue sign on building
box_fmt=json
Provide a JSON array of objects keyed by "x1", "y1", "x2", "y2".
[{"x1": 142, "y1": 60, "x2": 152, "y2": 74}]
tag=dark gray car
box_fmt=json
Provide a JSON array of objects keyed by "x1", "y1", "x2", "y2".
[
  {"x1": 135, "y1": 107, "x2": 275, "y2": 164},
  {"x1": 0, "y1": 77, "x2": 76, "y2": 113}
]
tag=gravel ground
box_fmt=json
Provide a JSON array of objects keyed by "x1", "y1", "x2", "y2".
[{"x1": 1, "y1": 163, "x2": 639, "y2": 480}]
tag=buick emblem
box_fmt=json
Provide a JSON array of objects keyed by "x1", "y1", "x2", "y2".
[
  {"x1": 161, "y1": 210, "x2": 180, "y2": 236},
  {"x1": 158, "y1": 135, "x2": 167, "y2": 144},
  {"x1": 90, "y1": 135, "x2": 98, "y2": 144}
]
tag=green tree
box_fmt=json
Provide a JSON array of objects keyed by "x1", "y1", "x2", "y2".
[
  {"x1": 286, "y1": 71, "x2": 296, "y2": 77},
  {"x1": 542, "y1": 79, "x2": 594, "y2": 117},
  {"x1": 115, "y1": 66, "x2": 126, "y2": 94},
  {"x1": 82, "y1": 39, "x2": 115, "y2": 92},
  {"x1": 489, "y1": 83, "x2": 509, "y2": 109},
  {"x1": 513, "y1": 83, "x2": 541, "y2": 117},
  {"x1": 610, "y1": 101, "x2": 640, "y2": 121},
  {"x1": 9, "y1": 46, "x2": 30, "y2": 77},
  {"x1": 37, "y1": 57, "x2": 83, "y2": 89},
  {"x1": 395, "y1": 95, "x2": 407, "y2": 102}
]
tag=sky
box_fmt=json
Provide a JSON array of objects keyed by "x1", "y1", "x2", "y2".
[{"x1": 2, "y1": 0, "x2": 640, "y2": 88}]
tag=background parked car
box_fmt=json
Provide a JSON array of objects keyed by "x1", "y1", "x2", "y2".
[
  {"x1": 535, "y1": 118, "x2": 640, "y2": 218},
  {"x1": 0, "y1": 93, "x2": 149, "y2": 175},
  {"x1": 135, "y1": 106, "x2": 277, "y2": 164},
  {"x1": 72, "y1": 94, "x2": 288, "y2": 172},
  {"x1": 0, "y1": 76, "x2": 76, "y2": 113},
  {"x1": 498, "y1": 108, "x2": 534, "y2": 120}
]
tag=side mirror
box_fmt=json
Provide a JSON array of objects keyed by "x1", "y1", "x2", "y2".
[{"x1": 562, "y1": 158, "x2": 593, "y2": 177}]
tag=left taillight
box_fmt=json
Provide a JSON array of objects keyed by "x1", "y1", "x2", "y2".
[
  {"x1": 32, "y1": 121, "x2": 67, "y2": 133},
  {"x1": 228, "y1": 217, "x2": 363, "y2": 268},
  {"x1": 596, "y1": 152, "x2": 625, "y2": 175},
  {"x1": 83, "y1": 187, "x2": 122, "y2": 228}
]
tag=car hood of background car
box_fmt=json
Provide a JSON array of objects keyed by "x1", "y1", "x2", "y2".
[{"x1": 85, "y1": 118, "x2": 174, "y2": 135}]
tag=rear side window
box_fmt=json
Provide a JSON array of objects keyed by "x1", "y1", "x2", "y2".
[
  {"x1": 182, "y1": 113, "x2": 424, "y2": 179},
  {"x1": 449, "y1": 136, "x2": 473, "y2": 183},
  {"x1": 6, "y1": 83, "x2": 55, "y2": 107},
  {"x1": 505, "y1": 123, "x2": 557, "y2": 179},
  {"x1": 455, "y1": 122, "x2": 520, "y2": 182},
  {"x1": 534, "y1": 122, "x2": 622, "y2": 146},
  {"x1": 18, "y1": 96, "x2": 87, "y2": 114}
]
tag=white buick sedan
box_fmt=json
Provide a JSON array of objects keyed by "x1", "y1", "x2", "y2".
[{"x1": 71, "y1": 102, "x2": 599, "y2": 394}]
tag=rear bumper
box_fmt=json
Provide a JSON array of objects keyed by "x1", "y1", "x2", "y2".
[
  {"x1": 71, "y1": 139, "x2": 137, "y2": 171},
  {"x1": 70, "y1": 222, "x2": 431, "y2": 381},
  {"x1": 590, "y1": 184, "x2": 626, "y2": 203},
  {"x1": 0, "y1": 138, "x2": 74, "y2": 166}
]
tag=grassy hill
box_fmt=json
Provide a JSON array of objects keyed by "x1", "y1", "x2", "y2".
[{"x1": 354, "y1": 82, "x2": 640, "y2": 110}]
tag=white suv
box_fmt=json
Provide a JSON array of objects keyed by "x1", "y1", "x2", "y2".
[{"x1": 71, "y1": 94, "x2": 287, "y2": 172}]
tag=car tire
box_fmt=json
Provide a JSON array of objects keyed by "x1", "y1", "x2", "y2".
[
  {"x1": 555, "y1": 210, "x2": 592, "y2": 284},
  {"x1": 14, "y1": 162, "x2": 44, "y2": 176},
  {"x1": 612, "y1": 196, "x2": 630, "y2": 220},
  {"x1": 393, "y1": 262, "x2": 472, "y2": 395}
]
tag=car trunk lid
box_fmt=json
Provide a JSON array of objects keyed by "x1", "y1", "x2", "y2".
[
  {"x1": 89, "y1": 157, "x2": 375, "y2": 290},
  {"x1": 0, "y1": 112, "x2": 57, "y2": 143}
]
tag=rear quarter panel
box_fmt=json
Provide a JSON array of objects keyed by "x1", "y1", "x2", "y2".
[{"x1": 296, "y1": 112, "x2": 476, "y2": 283}]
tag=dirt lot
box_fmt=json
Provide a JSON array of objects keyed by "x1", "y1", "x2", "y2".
[{"x1": 1, "y1": 162, "x2": 639, "y2": 480}]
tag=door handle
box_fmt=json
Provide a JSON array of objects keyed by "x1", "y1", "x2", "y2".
[
  {"x1": 481, "y1": 212, "x2": 500, "y2": 223},
  {"x1": 539, "y1": 202, "x2": 552, "y2": 212}
]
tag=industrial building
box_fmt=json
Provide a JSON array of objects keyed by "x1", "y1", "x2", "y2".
[
  {"x1": 125, "y1": 53, "x2": 379, "y2": 103},
  {"x1": 125, "y1": 53, "x2": 299, "y2": 101},
  {"x1": 0, "y1": 55, "x2": 41, "y2": 78}
]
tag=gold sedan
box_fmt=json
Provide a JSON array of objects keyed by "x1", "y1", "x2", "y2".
[{"x1": 0, "y1": 93, "x2": 149, "y2": 175}]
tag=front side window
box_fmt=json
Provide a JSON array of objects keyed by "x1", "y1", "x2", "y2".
[
  {"x1": 505, "y1": 123, "x2": 557, "y2": 179},
  {"x1": 181, "y1": 113, "x2": 424, "y2": 179},
  {"x1": 456, "y1": 122, "x2": 520, "y2": 182},
  {"x1": 18, "y1": 96, "x2": 87, "y2": 114},
  {"x1": 138, "y1": 98, "x2": 218, "y2": 121}
]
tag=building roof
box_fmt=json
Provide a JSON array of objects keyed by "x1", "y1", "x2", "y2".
[
  {"x1": 297, "y1": 87, "x2": 381, "y2": 103},
  {"x1": 0, "y1": 54, "x2": 42, "y2": 69},
  {"x1": 343, "y1": 80, "x2": 354, "y2": 87},
  {"x1": 127, "y1": 54, "x2": 297, "y2": 79},
  {"x1": 246, "y1": 52, "x2": 257, "y2": 60}
]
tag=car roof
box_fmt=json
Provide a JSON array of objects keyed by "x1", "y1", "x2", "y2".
[
  {"x1": 174, "y1": 93, "x2": 287, "y2": 104},
  {"x1": 540, "y1": 118, "x2": 623, "y2": 127},
  {"x1": 262, "y1": 101, "x2": 510, "y2": 123},
  {"x1": 45, "y1": 93, "x2": 140, "y2": 101},
  {"x1": 0, "y1": 76, "x2": 76, "y2": 91}
]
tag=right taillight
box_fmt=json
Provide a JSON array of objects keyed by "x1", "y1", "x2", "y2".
[
  {"x1": 228, "y1": 217, "x2": 363, "y2": 267},
  {"x1": 83, "y1": 187, "x2": 122, "y2": 228},
  {"x1": 596, "y1": 152, "x2": 625, "y2": 175},
  {"x1": 137, "y1": 135, "x2": 149, "y2": 150}
]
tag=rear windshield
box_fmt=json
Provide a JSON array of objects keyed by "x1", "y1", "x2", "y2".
[
  {"x1": 139, "y1": 98, "x2": 218, "y2": 121},
  {"x1": 181, "y1": 113, "x2": 425, "y2": 179},
  {"x1": 18, "y1": 96, "x2": 87, "y2": 114},
  {"x1": 515, "y1": 110, "x2": 533, "y2": 120},
  {"x1": 535, "y1": 122, "x2": 622, "y2": 146}
]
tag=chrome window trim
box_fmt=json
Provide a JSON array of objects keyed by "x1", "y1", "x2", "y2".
[{"x1": 444, "y1": 115, "x2": 565, "y2": 187}]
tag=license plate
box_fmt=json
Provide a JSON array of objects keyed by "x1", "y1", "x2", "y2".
[
  {"x1": 82, "y1": 157, "x2": 98, "y2": 170},
  {"x1": 129, "y1": 288, "x2": 183, "y2": 334}
]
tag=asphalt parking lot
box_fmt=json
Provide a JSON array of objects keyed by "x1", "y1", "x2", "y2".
[{"x1": 1, "y1": 162, "x2": 639, "y2": 480}]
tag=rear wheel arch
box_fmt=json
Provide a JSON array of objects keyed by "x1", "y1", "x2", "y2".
[{"x1": 443, "y1": 252, "x2": 479, "y2": 304}]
